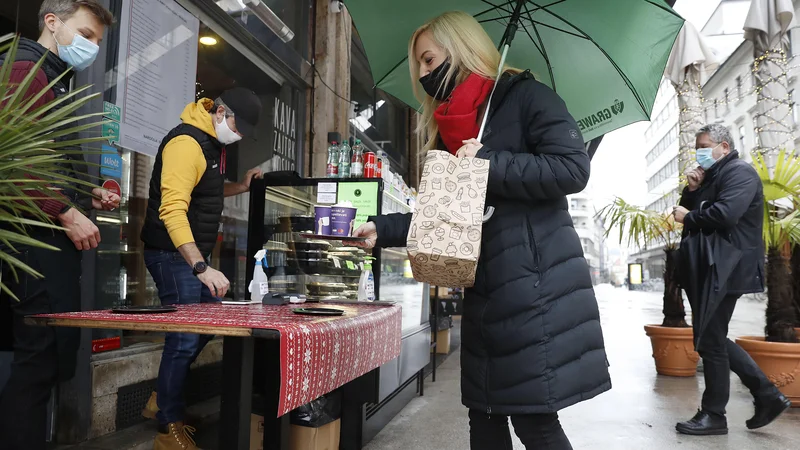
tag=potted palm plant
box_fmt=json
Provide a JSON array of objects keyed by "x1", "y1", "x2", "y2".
[
  {"x1": 736, "y1": 151, "x2": 800, "y2": 406},
  {"x1": 0, "y1": 35, "x2": 106, "y2": 296},
  {"x1": 598, "y1": 197, "x2": 699, "y2": 376}
]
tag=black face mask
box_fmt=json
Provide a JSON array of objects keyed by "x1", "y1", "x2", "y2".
[{"x1": 419, "y1": 60, "x2": 457, "y2": 101}]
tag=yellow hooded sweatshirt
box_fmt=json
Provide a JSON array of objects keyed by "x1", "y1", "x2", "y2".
[{"x1": 159, "y1": 98, "x2": 218, "y2": 249}]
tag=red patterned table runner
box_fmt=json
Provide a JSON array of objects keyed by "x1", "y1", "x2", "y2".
[{"x1": 32, "y1": 303, "x2": 402, "y2": 416}]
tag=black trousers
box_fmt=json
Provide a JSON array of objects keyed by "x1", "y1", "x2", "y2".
[
  {"x1": 0, "y1": 233, "x2": 81, "y2": 450},
  {"x1": 698, "y1": 295, "x2": 779, "y2": 416},
  {"x1": 469, "y1": 409, "x2": 573, "y2": 450}
]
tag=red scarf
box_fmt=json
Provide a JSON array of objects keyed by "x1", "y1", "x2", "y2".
[{"x1": 434, "y1": 74, "x2": 494, "y2": 154}]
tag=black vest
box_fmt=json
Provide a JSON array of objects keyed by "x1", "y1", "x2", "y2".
[{"x1": 140, "y1": 123, "x2": 225, "y2": 255}]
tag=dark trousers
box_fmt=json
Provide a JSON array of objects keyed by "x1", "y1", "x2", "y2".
[
  {"x1": 698, "y1": 295, "x2": 779, "y2": 416},
  {"x1": 0, "y1": 234, "x2": 81, "y2": 450},
  {"x1": 144, "y1": 249, "x2": 217, "y2": 425},
  {"x1": 468, "y1": 409, "x2": 573, "y2": 450}
]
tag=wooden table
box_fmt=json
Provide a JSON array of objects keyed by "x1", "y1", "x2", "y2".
[{"x1": 28, "y1": 302, "x2": 402, "y2": 450}]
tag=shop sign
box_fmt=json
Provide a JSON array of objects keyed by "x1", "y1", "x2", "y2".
[
  {"x1": 102, "y1": 179, "x2": 122, "y2": 197},
  {"x1": 100, "y1": 144, "x2": 123, "y2": 178},
  {"x1": 272, "y1": 97, "x2": 297, "y2": 171},
  {"x1": 628, "y1": 263, "x2": 643, "y2": 285},
  {"x1": 336, "y1": 182, "x2": 379, "y2": 230},
  {"x1": 103, "y1": 101, "x2": 121, "y2": 122},
  {"x1": 102, "y1": 121, "x2": 120, "y2": 144}
]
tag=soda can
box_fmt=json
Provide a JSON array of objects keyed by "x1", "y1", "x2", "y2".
[
  {"x1": 376, "y1": 156, "x2": 383, "y2": 178},
  {"x1": 364, "y1": 151, "x2": 376, "y2": 178}
]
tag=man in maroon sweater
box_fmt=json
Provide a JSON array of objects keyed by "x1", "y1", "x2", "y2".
[{"x1": 0, "y1": 2, "x2": 115, "y2": 449}]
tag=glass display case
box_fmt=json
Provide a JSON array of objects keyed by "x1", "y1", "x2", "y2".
[{"x1": 245, "y1": 174, "x2": 428, "y2": 333}]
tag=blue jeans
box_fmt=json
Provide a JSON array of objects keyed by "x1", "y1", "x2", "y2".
[{"x1": 144, "y1": 249, "x2": 218, "y2": 425}]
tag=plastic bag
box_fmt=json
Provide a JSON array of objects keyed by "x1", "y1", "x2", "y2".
[{"x1": 290, "y1": 390, "x2": 342, "y2": 428}]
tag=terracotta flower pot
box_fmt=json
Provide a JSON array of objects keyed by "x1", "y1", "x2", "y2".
[
  {"x1": 736, "y1": 336, "x2": 800, "y2": 407},
  {"x1": 644, "y1": 325, "x2": 699, "y2": 377}
]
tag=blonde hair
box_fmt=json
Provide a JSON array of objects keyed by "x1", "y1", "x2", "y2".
[{"x1": 409, "y1": 11, "x2": 521, "y2": 151}]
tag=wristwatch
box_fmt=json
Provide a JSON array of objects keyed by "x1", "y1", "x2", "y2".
[{"x1": 192, "y1": 261, "x2": 208, "y2": 276}]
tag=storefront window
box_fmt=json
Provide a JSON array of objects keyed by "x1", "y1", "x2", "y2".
[
  {"x1": 350, "y1": 32, "x2": 410, "y2": 181},
  {"x1": 0, "y1": 0, "x2": 42, "y2": 38},
  {"x1": 94, "y1": 0, "x2": 304, "y2": 348}
]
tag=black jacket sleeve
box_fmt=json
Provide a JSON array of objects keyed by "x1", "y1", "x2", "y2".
[
  {"x1": 369, "y1": 213, "x2": 412, "y2": 248},
  {"x1": 683, "y1": 163, "x2": 759, "y2": 231},
  {"x1": 475, "y1": 80, "x2": 590, "y2": 201},
  {"x1": 679, "y1": 186, "x2": 699, "y2": 210}
]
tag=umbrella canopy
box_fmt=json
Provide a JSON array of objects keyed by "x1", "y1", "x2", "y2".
[
  {"x1": 744, "y1": 0, "x2": 798, "y2": 163},
  {"x1": 679, "y1": 229, "x2": 742, "y2": 350},
  {"x1": 346, "y1": 0, "x2": 684, "y2": 142},
  {"x1": 664, "y1": 21, "x2": 719, "y2": 179}
]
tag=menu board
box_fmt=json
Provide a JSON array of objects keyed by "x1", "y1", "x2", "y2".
[
  {"x1": 114, "y1": 0, "x2": 199, "y2": 156},
  {"x1": 337, "y1": 182, "x2": 380, "y2": 231}
]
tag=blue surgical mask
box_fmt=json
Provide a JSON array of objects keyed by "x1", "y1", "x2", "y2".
[
  {"x1": 695, "y1": 143, "x2": 721, "y2": 170},
  {"x1": 53, "y1": 18, "x2": 99, "y2": 71}
]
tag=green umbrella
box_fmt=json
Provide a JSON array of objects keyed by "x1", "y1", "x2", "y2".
[{"x1": 347, "y1": 0, "x2": 684, "y2": 142}]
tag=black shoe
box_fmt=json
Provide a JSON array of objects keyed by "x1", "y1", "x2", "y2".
[
  {"x1": 746, "y1": 393, "x2": 792, "y2": 430},
  {"x1": 676, "y1": 410, "x2": 728, "y2": 435}
]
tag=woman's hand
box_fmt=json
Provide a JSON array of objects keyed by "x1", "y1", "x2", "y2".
[
  {"x1": 345, "y1": 222, "x2": 378, "y2": 249},
  {"x1": 456, "y1": 138, "x2": 483, "y2": 158}
]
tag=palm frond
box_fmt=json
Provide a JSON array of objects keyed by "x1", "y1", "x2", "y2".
[
  {"x1": 753, "y1": 150, "x2": 800, "y2": 203},
  {"x1": 0, "y1": 36, "x2": 106, "y2": 299},
  {"x1": 764, "y1": 208, "x2": 800, "y2": 250},
  {"x1": 596, "y1": 197, "x2": 682, "y2": 250}
]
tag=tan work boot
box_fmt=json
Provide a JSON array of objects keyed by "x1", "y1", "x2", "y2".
[
  {"x1": 142, "y1": 391, "x2": 159, "y2": 420},
  {"x1": 154, "y1": 422, "x2": 201, "y2": 450}
]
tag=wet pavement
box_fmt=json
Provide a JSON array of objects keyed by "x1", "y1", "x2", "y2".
[{"x1": 364, "y1": 284, "x2": 800, "y2": 450}]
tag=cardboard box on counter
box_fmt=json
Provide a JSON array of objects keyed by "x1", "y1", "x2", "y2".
[{"x1": 250, "y1": 416, "x2": 341, "y2": 450}]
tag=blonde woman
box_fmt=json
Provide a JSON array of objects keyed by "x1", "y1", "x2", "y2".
[{"x1": 350, "y1": 11, "x2": 610, "y2": 449}]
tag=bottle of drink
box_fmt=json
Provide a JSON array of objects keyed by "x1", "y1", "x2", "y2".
[
  {"x1": 338, "y1": 139, "x2": 351, "y2": 178},
  {"x1": 350, "y1": 139, "x2": 364, "y2": 178},
  {"x1": 326, "y1": 141, "x2": 339, "y2": 178}
]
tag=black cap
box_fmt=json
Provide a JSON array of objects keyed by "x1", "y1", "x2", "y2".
[{"x1": 220, "y1": 87, "x2": 262, "y2": 138}]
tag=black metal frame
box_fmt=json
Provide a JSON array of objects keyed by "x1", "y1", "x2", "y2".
[
  {"x1": 246, "y1": 176, "x2": 385, "y2": 301},
  {"x1": 429, "y1": 287, "x2": 441, "y2": 383}
]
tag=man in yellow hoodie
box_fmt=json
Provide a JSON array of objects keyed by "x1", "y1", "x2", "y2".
[{"x1": 139, "y1": 87, "x2": 262, "y2": 450}]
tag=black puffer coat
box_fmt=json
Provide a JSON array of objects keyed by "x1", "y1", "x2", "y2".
[{"x1": 371, "y1": 71, "x2": 611, "y2": 415}]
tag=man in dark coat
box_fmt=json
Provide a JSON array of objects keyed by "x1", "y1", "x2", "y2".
[
  {"x1": 672, "y1": 123, "x2": 789, "y2": 435},
  {"x1": 0, "y1": 1, "x2": 115, "y2": 449},
  {"x1": 353, "y1": 71, "x2": 611, "y2": 443}
]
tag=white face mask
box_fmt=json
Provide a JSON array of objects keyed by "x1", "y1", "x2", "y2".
[{"x1": 215, "y1": 115, "x2": 242, "y2": 145}]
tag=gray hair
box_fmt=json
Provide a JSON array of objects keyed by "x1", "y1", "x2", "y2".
[{"x1": 696, "y1": 124, "x2": 735, "y2": 151}]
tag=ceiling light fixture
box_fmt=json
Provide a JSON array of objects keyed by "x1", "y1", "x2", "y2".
[
  {"x1": 243, "y1": 0, "x2": 294, "y2": 43},
  {"x1": 199, "y1": 36, "x2": 218, "y2": 46}
]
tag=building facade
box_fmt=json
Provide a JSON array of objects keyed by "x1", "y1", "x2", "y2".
[
  {"x1": 568, "y1": 188, "x2": 607, "y2": 285},
  {"x1": 631, "y1": 0, "x2": 800, "y2": 279}
]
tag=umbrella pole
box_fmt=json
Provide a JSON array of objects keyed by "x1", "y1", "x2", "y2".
[
  {"x1": 477, "y1": 44, "x2": 510, "y2": 141},
  {"x1": 478, "y1": 0, "x2": 526, "y2": 140},
  {"x1": 498, "y1": 0, "x2": 527, "y2": 49}
]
